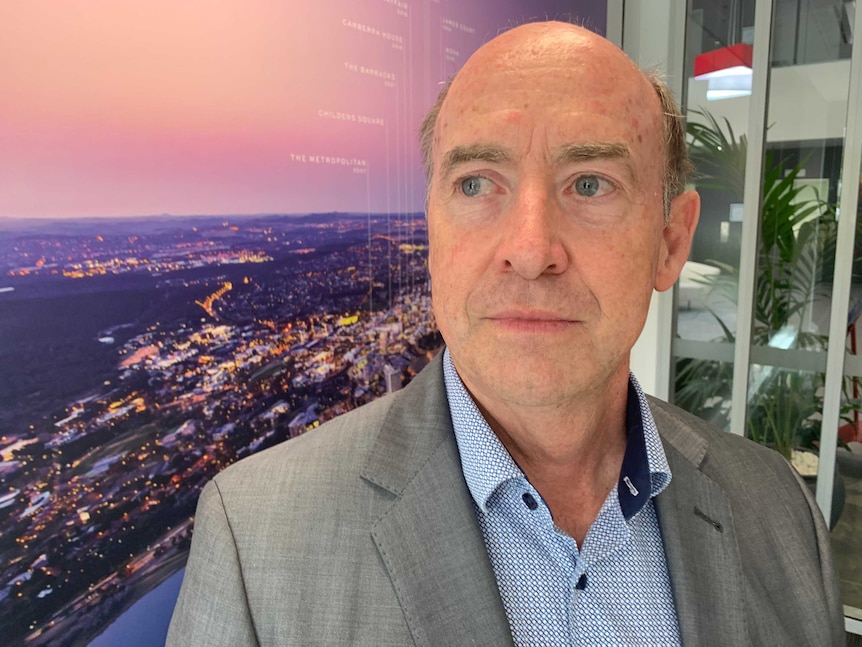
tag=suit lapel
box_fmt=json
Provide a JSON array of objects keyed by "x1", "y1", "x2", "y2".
[
  {"x1": 360, "y1": 365, "x2": 755, "y2": 646},
  {"x1": 650, "y1": 400, "x2": 751, "y2": 646},
  {"x1": 361, "y1": 354, "x2": 513, "y2": 647}
]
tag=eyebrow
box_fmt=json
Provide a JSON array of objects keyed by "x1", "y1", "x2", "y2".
[
  {"x1": 438, "y1": 144, "x2": 512, "y2": 179},
  {"x1": 437, "y1": 141, "x2": 636, "y2": 181},
  {"x1": 556, "y1": 141, "x2": 639, "y2": 186},
  {"x1": 555, "y1": 142, "x2": 632, "y2": 165}
]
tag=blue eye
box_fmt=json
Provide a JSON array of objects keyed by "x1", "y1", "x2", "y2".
[
  {"x1": 460, "y1": 176, "x2": 484, "y2": 197},
  {"x1": 574, "y1": 175, "x2": 602, "y2": 197}
]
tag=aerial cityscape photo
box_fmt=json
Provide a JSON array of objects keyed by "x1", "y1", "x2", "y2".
[
  {"x1": 0, "y1": 212, "x2": 437, "y2": 645},
  {"x1": 0, "y1": 1, "x2": 607, "y2": 644}
]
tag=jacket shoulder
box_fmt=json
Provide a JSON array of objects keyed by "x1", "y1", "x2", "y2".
[
  {"x1": 212, "y1": 389, "x2": 396, "y2": 493},
  {"x1": 646, "y1": 395, "x2": 793, "y2": 480},
  {"x1": 646, "y1": 395, "x2": 823, "y2": 548},
  {"x1": 646, "y1": 397, "x2": 845, "y2": 645}
]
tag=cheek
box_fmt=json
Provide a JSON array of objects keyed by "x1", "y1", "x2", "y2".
[
  {"x1": 430, "y1": 241, "x2": 469, "y2": 299},
  {"x1": 428, "y1": 232, "x2": 460, "y2": 310},
  {"x1": 575, "y1": 225, "x2": 662, "y2": 305},
  {"x1": 429, "y1": 218, "x2": 476, "y2": 279},
  {"x1": 428, "y1": 231, "x2": 485, "y2": 340}
]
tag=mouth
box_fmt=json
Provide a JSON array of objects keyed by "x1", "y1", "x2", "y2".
[{"x1": 486, "y1": 310, "x2": 578, "y2": 332}]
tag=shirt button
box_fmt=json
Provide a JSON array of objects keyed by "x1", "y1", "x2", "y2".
[{"x1": 522, "y1": 492, "x2": 538, "y2": 510}]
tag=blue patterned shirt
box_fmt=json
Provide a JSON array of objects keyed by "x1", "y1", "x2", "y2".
[{"x1": 443, "y1": 350, "x2": 680, "y2": 646}]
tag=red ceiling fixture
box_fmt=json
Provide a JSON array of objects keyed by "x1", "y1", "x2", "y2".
[
  {"x1": 694, "y1": 43, "x2": 753, "y2": 78},
  {"x1": 694, "y1": 43, "x2": 754, "y2": 100}
]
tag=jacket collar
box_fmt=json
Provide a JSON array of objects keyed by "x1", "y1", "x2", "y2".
[
  {"x1": 360, "y1": 355, "x2": 748, "y2": 647},
  {"x1": 649, "y1": 396, "x2": 750, "y2": 645},
  {"x1": 361, "y1": 352, "x2": 514, "y2": 647}
]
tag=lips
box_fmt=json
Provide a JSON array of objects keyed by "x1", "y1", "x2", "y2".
[
  {"x1": 485, "y1": 310, "x2": 578, "y2": 332},
  {"x1": 488, "y1": 309, "x2": 575, "y2": 322}
]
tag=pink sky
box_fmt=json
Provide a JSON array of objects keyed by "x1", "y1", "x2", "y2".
[{"x1": 0, "y1": 1, "x2": 604, "y2": 219}]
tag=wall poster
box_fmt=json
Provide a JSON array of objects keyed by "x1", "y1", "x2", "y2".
[{"x1": 0, "y1": 2, "x2": 607, "y2": 645}]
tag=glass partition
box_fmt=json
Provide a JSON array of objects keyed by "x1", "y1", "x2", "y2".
[
  {"x1": 673, "y1": 0, "x2": 862, "y2": 629},
  {"x1": 673, "y1": 0, "x2": 760, "y2": 431},
  {"x1": 832, "y1": 159, "x2": 862, "y2": 617},
  {"x1": 742, "y1": 0, "x2": 852, "y2": 531}
]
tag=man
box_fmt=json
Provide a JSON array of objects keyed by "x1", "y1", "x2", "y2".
[{"x1": 168, "y1": 21, "x2": 844, "y2": 646}]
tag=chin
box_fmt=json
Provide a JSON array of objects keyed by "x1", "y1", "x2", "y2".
[
  {"x1": 491, "y1": 377, "x2": 588, "y2": 409},
  {"x1": 463, "y1": 352, "x2": 593, "y2": 403}
]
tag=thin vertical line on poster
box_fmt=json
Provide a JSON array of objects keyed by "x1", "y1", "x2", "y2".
[
  {"x1": 367, "y1": 158, "x2": 373, "y2": 315},
  {"x1": 397, "y1": 26, "x2": 412, "y2": 298},
  {"x1": 407, "y1": 8, "x2": 415, "y2": 296},
  {"x1": 386, "y1": 107, "x2": 393, "y2": 310},
  {"x1": 394, "y1": 51, "x2": 402, "y2": 310}
]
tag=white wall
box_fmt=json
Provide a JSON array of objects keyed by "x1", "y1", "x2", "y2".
[
  {"x1": 622, "y1": 0, "x2": 687, "y2": 398},
  {"x1": 687, "y1": 59, "x2": 852, "y2": 142}
]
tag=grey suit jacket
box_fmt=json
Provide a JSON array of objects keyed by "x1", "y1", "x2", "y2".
[{"x1": 167, "y1": 354, "x2": 844, "y2": 646}]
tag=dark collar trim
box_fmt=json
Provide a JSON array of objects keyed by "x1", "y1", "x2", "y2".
[{"x1": 618, "y1": 380, "x2": 652, "y2": 521}]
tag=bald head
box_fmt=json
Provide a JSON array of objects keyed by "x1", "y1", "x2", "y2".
[
  {"x1": 420, "y1": 22, "x2": 691, "y2": 218},
  {"x1": 422, "y1": 20, "x2": 701, "y2": 421}
]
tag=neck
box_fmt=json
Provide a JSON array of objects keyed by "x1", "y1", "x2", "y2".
[{"x1": 464, "y1": 367, "x2": 630, "y2": 544}]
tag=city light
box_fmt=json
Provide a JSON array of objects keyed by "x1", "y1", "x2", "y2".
[{"x1": 0, "y1": 212, "x2": 436, "y2": 645}]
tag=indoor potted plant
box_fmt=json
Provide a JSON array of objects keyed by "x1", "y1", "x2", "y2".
[{"x1": 675, "y1": 111, "x2": 860, "y2": 525}]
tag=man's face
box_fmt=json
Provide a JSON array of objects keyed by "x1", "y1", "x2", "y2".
[{"x1": 427, "y1": 24, "x2": 696, "y2": 410}]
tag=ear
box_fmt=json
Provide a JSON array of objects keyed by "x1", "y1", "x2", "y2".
[{"x1": 654, "y1": 189, "x2": 700, "y2": 292}]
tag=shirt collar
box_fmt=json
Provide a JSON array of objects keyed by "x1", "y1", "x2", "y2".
[{"x1": 443, "y1": 348, "x2": 671, "y2": 521}]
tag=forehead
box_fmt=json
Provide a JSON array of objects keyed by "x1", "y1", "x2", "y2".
[{"x1": 435, "y1": 33, "x2": 663, "y2": 168}]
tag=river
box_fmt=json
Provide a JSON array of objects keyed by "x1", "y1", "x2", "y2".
[{"x1": 88, "y1": 569, "x2": 184, "y2": 647}]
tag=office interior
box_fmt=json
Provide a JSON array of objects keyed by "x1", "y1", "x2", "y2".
[{"x1": 621, "y1": 0, "x2": 861, "y2": 638}]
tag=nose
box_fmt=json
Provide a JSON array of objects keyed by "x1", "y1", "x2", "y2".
[{"x1": 495, "y1": 183, "x2": 569, "y2": 280}]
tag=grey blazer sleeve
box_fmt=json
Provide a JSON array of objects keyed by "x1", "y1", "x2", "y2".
[
  {"x1": 650, "y1": 396, "x2": 845, "y2": 646},
  {"x1": 166, "y1": 480, "x2": 259, "y2": 647},
  {"x1": 163, "y1": 356, "x2": 509, "y2": 647},
  {"x1": 792, "y1": 462, "x2": 845, "y2": 645}
]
